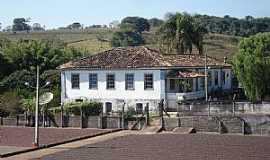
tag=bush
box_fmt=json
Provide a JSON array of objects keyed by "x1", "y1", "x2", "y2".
[
  {"x1": 124, "y1": 107, "x2": 136, "y2": 119},
  {"x1": 64, "y1": 101, "x2": 102, "y2": 116},
  {"x1": 111, "y1": 30, "x2": 145, "y2": 47},
  {"x1": 0, "y1": 91, "x2": 24, "y2": 117}
]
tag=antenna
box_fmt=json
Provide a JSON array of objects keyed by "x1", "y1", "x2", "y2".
[{"x1": 39, "y1": 92, "x2": 54, "y2": 105}]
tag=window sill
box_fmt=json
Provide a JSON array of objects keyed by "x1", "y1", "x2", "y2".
[
  {"x1": 126, "y1": 88, "x2": 135, "y2": 91},
  {"x1": 144, "y1": 88, "x2": 154, "y2": 91},
  {"x1": 89, "y1": 88, "x2": 98, "y2": 90}
]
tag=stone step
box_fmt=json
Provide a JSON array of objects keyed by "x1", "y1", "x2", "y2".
[
  {"x1": 172, "y1": 127, "x2": 196, "y2": 134},
  {"x1": 141, "y1": 126, "x2": 163, "y2": 134}
]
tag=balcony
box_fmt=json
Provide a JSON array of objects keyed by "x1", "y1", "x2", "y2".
[{"x1": 166, "y1": 91, "x2": 205, "y2": 101}]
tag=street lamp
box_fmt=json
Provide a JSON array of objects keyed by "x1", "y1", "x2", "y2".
[
  {"x1": 24, "y1": 65, "x2": 50, "y2": 148},
  {"x1": 204, "y1": 47, "x2": 208, "y2": 102}
]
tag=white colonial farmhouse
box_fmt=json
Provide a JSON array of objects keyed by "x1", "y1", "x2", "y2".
[{"x1": 59, "y1": 46, "x2": 232, "y2": 112}]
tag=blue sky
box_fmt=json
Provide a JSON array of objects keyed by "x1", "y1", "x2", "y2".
[{"x1": 0, "y1": 0, "x2": 269, "y2": 29}]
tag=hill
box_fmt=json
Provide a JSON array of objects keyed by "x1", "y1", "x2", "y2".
[{"x1": 0, "y1": 29, "x2": 240, "y2": 61}]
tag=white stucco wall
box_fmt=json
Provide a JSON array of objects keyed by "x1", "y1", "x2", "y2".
[
  {"x1": 61, "y1": 69, "x2": 165, "y2": 111},
  {"x1": 61, "y1": 68, "x2": 232, "y2": 110}
]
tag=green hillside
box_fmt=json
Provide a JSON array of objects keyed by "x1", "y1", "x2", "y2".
[{"x1": 0, "y1": 29, "x2": 240, "y2": 60}]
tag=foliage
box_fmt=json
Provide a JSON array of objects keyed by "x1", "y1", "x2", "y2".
[
  {"x1": 148, "y1": 18, "x2": 164, "y2": 28},
  {"x1": 0, "y1": 38, "x2": 11, "y2": 48},
  {"x1": 0, "y1": 91, "x2": 23, "y2": 117},
  {"x1": 111, "y1": 30, "x2": 145, "y2": 47},
  {"x1": 67, "y1": 22, "x2": 82, "y2": 30},
  {"x1": 121, "y1": 17, "x2": 150, "y2": 33},
  {"x1": 2, "y1": 39, "x2": 82, "y2": 72},
  {"x1": 157, "y1": 12, "x2": 207, "y2": 54},
  {"x1": 64, "y1": 101, "x2": 103, "y2": 116},
  {"x1": 233, "y1": 33, "x2": 270, "y2": 101},
  {"x1": 32, "y1": 23, "x2": 45, "y2": 31},
  {"x1": 12, "y1": 18, "x2": 31, "y2": 32},
  {"x1": 124, "y1": 107, "x2": 136, "y2": 119},
  {"x1": 194, "y1": 14, "x2": 270, "y2": 37},
  {"x1": 0, "y1": 39, "x2": 85, "y2": 115},
  {"x1": 21, "y1": 98, "x2": 35, "y2": 113},
  {"x1": 0, "y1": 70, "x2": 35, "y2": 92},
  {"x1": 40, "y1": 70, "x2": 61, "y2": 109},
  {"x1": 0, "y1": 52, "x2": 13, "y2": 80}
]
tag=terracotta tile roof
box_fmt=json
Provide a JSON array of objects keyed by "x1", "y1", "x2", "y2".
[{"x1": 59, "y1": 46, "x2": 231, "y2": 70}]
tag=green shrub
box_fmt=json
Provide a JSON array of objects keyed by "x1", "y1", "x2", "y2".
[
  {"x1": 124, "y1": 107, "x2": 136, "y2": 119},
  {"x1": 64, "y1": 101, "x2": 102, "y2": 116}
]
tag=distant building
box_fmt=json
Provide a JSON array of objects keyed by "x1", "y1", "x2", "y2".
[{"x1": 59, "y1": 46, "x2": 232, "y2": 112}]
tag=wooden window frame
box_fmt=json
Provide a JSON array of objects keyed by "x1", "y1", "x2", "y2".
[
  {"x1": 144, "y1": 73, "x2": 154, "y2": 90},
  {"x1": 89, "y1": 73, "x2": 98, "y2": 89},
  {"x1": 106, "y1": 74, "x2": 115, "y2": 89},
  {"x1": 125, "y1": 73, "x2": 135, "y2": 90},
  {"x1": 71, "y1": 73, "x2": 80, "y2": 89}
]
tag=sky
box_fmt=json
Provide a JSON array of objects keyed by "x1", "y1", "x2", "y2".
[{"x1": 0, "y1": 0, "x2": 269, "y2": 29}]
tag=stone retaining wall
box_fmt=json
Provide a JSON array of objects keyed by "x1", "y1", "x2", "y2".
[{"x1": 164, "y1": 115, "x2": 270, "y2": 135}]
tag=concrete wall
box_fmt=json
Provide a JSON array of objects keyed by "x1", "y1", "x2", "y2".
[{"x1": 172, "y1": 102, "x2": 270, "y2": 115}]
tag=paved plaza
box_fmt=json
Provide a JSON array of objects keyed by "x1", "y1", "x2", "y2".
[
  {"x1": 33, "y1": 133, "x2": 270, "y2": 160},
  {"x1": 1, "y1": 128, "x2": 270, "y2": 160},
  {"x1": 0, "y1": 126, "x2": 115, "y2": 157}
]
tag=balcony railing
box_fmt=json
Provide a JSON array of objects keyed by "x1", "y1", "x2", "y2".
[{"x1": 166, "y1": 91, "x2": 205, "y2": 101}]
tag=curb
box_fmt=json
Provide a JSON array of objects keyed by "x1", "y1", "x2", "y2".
[{"x1": 0, "y1": 129, "x2": 122, "y2": 158}]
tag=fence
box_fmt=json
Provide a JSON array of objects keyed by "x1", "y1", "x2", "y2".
[
  {"x1": 169, "y1": 101, "x2": 270, "y2": 116},
  {"x1": 162, "y1": 101, "x2": 270, "y2": 135},
  {"x1": 0, "y1": 105, "x2": 150, "y2": 130}
]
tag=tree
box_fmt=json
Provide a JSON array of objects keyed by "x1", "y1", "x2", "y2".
[
  {"x1": 111, "y1": 30, "x2": 145, "y2": 47},
  {"x1": 0, "y1": 52, "x2": 13, "y2": 80},
  {"x1": 3, "y1": 26, "x2": 12, "y2": 32},
  {"x1": 109, "y1": 20, "x2": 120, "y2": 29},
  {"x1": 40, "y1": 70, "x2": 61, "y2": 108},
  {"x1": 0, "y1": 39, "x2": 85, "y2": 115},
  {"x1": 0, "y1": 91, "x2": 23, "y2": 117},
  {"x1": 157, "y1": 12, "x2": 207, "y2": 54},
  {"x1": 121, "y1": 17, "x2": 150, "y2": 33},
  {"x1": 21, "y1": 98, "x2": 35, "y2": 114},
  {"x1": 67, "y1": 22, "x2": 82, "y2": 30},
  {"x1": 233, "y1": 33, "x2": 270, "y2": 101},
  {"x1": 148, "y1": 18, "x2": 164, "y2": 28},
  {"x1": 32, "y1": 23, "x2": 45, "y2": 31},
  {"x1": 2, "y1": 39, "x2": 83, "y2": 73},
  {"x1": 164, "y1": 12, "x2": 175, "y2": 21},
  {"x1": 0, "y1": 70, "x2": 35, "y2": 92},
  {"x1": 12, "y1": 18, "x2": 31, "y2": 32}
]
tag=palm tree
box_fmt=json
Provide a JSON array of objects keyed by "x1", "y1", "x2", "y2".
[
  {"x1": 157, "y1": 12, "x2": 207, "y2": 54},
  {"x1": 191, "y1": 23, "x2": 208, "y2": 54}
]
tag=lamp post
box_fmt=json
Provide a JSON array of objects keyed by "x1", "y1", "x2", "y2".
[
  {"x1": 25, "y1": 65, "x2": 50, "y2": 148},
  {"x1": 204, "y1": 48, "x2": 208, "y2": 102},
  {"x1": 34, "y1": 65, "x2": 39, "y2": 147}
]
